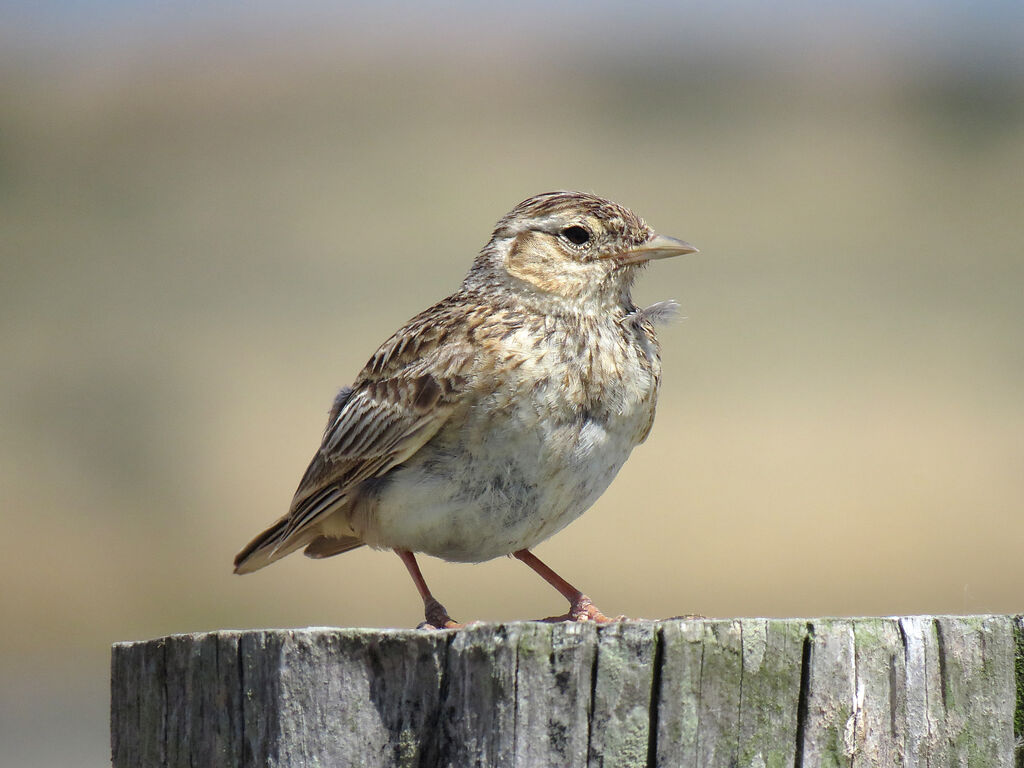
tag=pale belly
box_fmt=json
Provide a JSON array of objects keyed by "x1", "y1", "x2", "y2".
[{"x1": 357, "y1": 410, "x2": 643, "y2": 562}]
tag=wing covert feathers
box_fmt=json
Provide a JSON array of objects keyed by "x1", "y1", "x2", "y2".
[{"x1": 233, "y1": 298, "x2": 474, "y2": 573}]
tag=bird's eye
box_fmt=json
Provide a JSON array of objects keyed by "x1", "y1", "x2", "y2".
[{"x1": 561, "y1": 225, "x2": 591, "y2": 246}]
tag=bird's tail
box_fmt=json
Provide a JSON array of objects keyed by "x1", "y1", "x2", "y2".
[
  {"x1": 234, "y1": 519, "x2": 365, "y2": 574},
  {"x1": 303, "y1": 535, "x2": 365, "y2": 559},
  {"x1": 233, "y1": 517, "x2": 313, "y2": 574}
]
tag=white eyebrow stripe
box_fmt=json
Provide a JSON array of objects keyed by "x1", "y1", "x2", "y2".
[{"x1": 500, "y1": 214, "x2": 567, "y2": 237}]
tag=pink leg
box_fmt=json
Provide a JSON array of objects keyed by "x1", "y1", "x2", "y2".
[
  {"x1": 513, "y1": 549, "x2": 623, "y2": 623},
  {"x1": 395, "y1": 549, "x2": 461, "y2": 629}
]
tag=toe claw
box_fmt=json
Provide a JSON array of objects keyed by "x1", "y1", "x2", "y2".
[
  {"x1": 422, "y1": 596, "x2": 462, "y2": 629},
  {"x1": 530, "y1": 594, "x2": 624, "y2": 624},
  {"x1": 569, "y1": 594, "x2": 619, "y2": 623},
  {"x1": 417, "y1": 620, "x2": 464, "y2": 630}
]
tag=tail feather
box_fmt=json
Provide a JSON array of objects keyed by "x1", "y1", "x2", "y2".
[
  {"x1": 233, "y1": 517, "x2": 316, "y2": 574},
  {"x1": 303, "y1": 535, "x2": 365, "y2": 559}
]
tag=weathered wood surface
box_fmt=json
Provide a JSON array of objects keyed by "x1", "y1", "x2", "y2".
[{"x1": 111, "y1": 615, "x2": 1024, "y2": 767}]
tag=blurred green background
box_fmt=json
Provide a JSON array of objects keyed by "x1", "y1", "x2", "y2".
[{"x1": 2, "y1": 2, "x2": 1022, "y2": 765}]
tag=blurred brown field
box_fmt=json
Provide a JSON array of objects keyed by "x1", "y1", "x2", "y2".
[{"x1": 1, "y1": 9, "x2": 1023, "y2": 766}]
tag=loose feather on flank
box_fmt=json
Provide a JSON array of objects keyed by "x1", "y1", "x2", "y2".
[{"x1": 621, "y1": 299, "x2": 682, "y2": 328}]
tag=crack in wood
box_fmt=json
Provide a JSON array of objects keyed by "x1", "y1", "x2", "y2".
[
  {"x1": 935, "y1": 618, "x2": 949, "y2": 712},
  {"x1": 793, "y1": 622, "x2": 813, "y2": 768},
  {"x1": 645, "y1": 625, "x2": 663, "y2": 768},
  {"x1": 584, "y1": 632, "x2": 599, "y2": 764}
]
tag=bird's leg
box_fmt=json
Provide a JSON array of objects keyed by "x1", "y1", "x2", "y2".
[
  {"x1": 513, "y1": 549, "x2": 623, "y2": 623},
  {"x1": 395, "y1": 548, "x2": 462, "y2": 629}
]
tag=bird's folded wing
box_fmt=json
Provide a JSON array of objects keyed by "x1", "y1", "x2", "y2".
[{"x1": 276, "y1": 371, "x2": 459, "y2": 547}]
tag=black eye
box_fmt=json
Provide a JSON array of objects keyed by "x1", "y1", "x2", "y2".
[{"x1": 561, "y1": 225, "x2": 591, "y2": 246}]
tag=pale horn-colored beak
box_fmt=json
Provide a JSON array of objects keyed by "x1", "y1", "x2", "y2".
[{"x1": 614, "y1": 233, "x2": 699, "y2": 266}]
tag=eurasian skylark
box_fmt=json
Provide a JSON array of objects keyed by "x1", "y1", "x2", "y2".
[{"x1": 234, "y1": 191, "x2": 697, "y2": 627}]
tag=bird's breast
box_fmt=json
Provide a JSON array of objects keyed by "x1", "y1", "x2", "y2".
[
  {"x1": 355, "y1": 315, "x2": 662, "y2": 562},
  {"x1": 486, "y1": 316, "x2": 661, "y2": 438}
]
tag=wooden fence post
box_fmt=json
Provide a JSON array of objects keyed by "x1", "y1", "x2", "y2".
[{"x1": 111, "y1": 615, "x2": 1024, "y2": 767}]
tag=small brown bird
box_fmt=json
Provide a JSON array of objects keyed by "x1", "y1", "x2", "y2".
[{"x1": 234, "y1": 191, "x2": 697, "y2": 627}]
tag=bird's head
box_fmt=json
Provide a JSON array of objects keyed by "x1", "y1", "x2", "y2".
[{"x1": 466, "y1": 191, "x2": 696, "y2": 312}]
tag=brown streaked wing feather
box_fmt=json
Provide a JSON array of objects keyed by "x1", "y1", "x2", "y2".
[
  {"x1": 275, "y1": 302, "x2": 474, "y2": 548},
  {"x1": 277, "y1": 375, "x2": 458, "y2": 547}
]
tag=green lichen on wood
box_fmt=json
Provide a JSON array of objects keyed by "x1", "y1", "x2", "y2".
[
  {"x1": 736, "y1": 619, "x2": 805, "y2": 768},
  {"x1": 851, "y1": 618, "x2": 908, "y2": 767},
  {"x1": 800, "y1": 619, "x2": 857, "y2": 767},
  {"x1": 587, "y1": 622, "x2": 653, "y2": 768},
  {"x1": 816, "y1": 701, "x2": 855, "y2": 768},
  {"x1": 930, "y1": 615, "x2": 1019, "y2": 768}
]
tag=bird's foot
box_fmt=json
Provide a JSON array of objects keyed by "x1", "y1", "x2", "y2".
[
  {"x1": 569, "y1": 593, "x2": 625, "y2": 623},
  {"x1": 538, "y1": 594, "x2": 625, "y2": 624},
  {"x1": 417, "y1": 621, "x2": 463, "y2": 630},
  {"x1": 418, "y1": 596, "x2": 463, "y2": 630}
]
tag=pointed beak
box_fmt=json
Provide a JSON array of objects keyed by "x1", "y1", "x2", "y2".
[{"x1": 614, "y1": 233, "x2": 699, "y2": 266}]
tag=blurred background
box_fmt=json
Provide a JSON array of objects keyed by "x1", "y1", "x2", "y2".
[{"x1": 2, "y1": 1, "x2": 1022, "y2": 765}]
